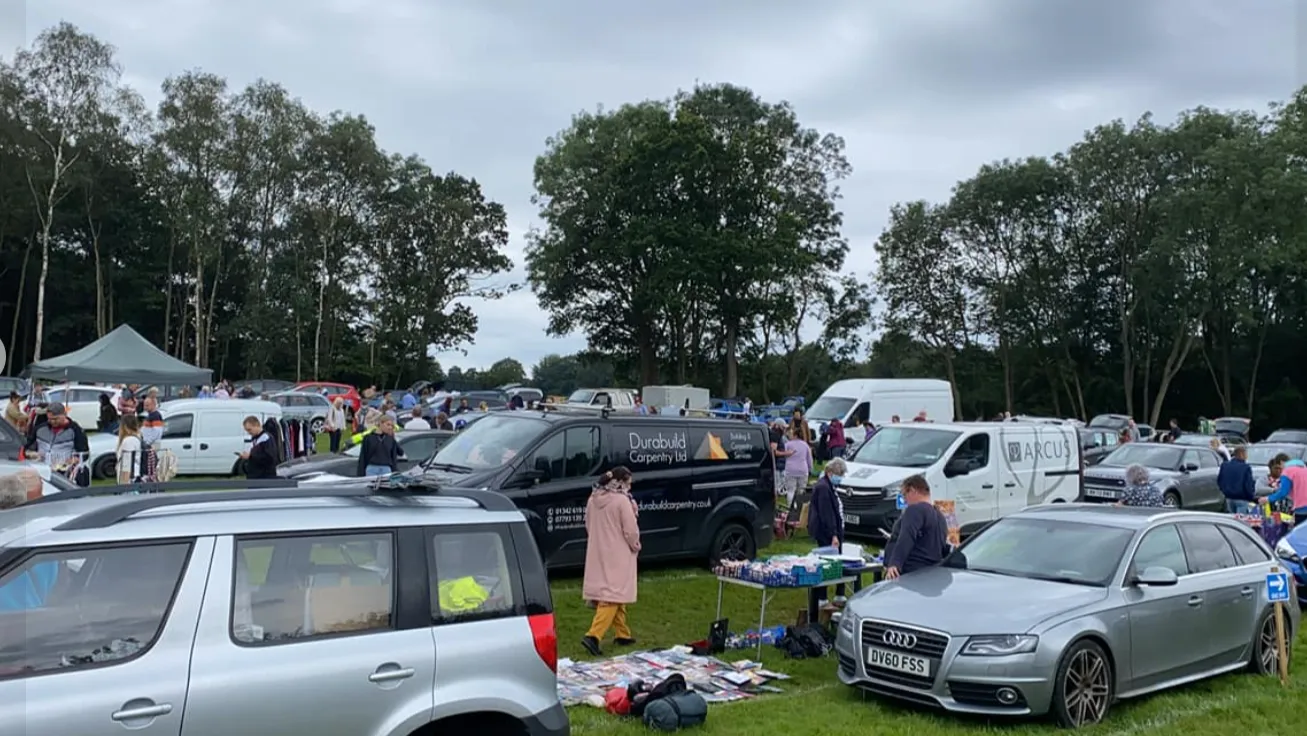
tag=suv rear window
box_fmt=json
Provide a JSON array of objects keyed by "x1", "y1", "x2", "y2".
[{"x1": 430, "y1": 526, "x2": 522, "y2": 623}]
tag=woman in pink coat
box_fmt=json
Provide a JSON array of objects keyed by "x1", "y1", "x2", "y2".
[{"x1": 581, "y1": 466, "x2": 641, "y2": 656}]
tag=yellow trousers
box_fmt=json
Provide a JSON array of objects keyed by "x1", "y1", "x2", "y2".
[{"x1": 586, "y1": 602, "x2": 632, "y2": 640}]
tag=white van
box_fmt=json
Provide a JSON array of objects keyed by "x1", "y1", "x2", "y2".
[
  {"x1": 86, "y1": 399, "x2": 282, "y2": 479},
  {"x1": 836, "y1": 421, "x2": 1082, "y2": 539},
  {"x1": 805, "y1": 378, "x2": 955, "y2": 436}
]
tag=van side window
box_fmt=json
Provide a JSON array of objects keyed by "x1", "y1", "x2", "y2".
[
  {"x1": 529, "y1": 433, "x2": 565, "y2": 479},
  {"x1": 564, "y1": 427, "x2": 601, "y2": 477},
  {"x1": 851, "y1": 403, "x2": 870, "y2": 426},
  {"x1": 163, "y1": 414, "x2": 193, "y2": 439},
  {"x1": 530, "y1": 426, "x2": 601, "y2": 480},
  {"x1": 949, "y1": 433, "x2": 990, "y2": 470}
]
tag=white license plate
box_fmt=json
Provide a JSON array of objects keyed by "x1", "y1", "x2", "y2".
[
  {"x1": 845, "y1": 514, "x2": 861, "y2": 525},
  {"x1": 1084, "y1": 488, "x2": 1121, "y2": 499},
  {"x1": 866, "y1": 646, "x2": 931, "y2": 677}
]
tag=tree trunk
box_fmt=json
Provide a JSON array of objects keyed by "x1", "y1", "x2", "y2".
[
  {"x1": 943, "y1": 350, "x2": 961, "y2": 420},
  {"x1": 637, "y1": 321, "x2": 658, "y2": 388},
  {"x1": 193, "y1": 254, "x2": 206, "y2": 366},
  {"x1": 723, "y1": 320, "x2": 739, "y2": 398},
  {"x1": 7, "y1": 238, "x2": 33, "y2": 374},
  {"x1": 163, "y1": 233, "x2": 176, "y2": 354},
  {"x1": 31, "y1": 145, "x2": 66, "y2": 362},
  {"x1": 1148, "y1": 330, "x2": 1198, "y2": 428}
]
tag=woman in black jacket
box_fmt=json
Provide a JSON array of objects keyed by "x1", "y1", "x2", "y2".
[
  {"x1": 809, "y1": 457, "x2": 848, "y2": 604},
  {"x1": 358, "y1": 416, "x2": 404, "y2": 476},
  {"x1": 241, "y1": 416, "x2": 281, "y2": 479}
]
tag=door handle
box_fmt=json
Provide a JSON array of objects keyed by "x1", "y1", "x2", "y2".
[
  {"x1": 368, "y1": 667, "x2": 415, "y2": 683},
  {"x1": 111, "y1": 703, "x2": 173, "y2": 721},
  {"x1": 981, "y1": 484, "x2": 994, "y2": 489},
  {"x1": 1004, "y1": 482, "x2": 1016, "y2": 488},
  {"x1": 1240, "y1": 586, "x2": 1254, "y2": 597},
  {"x1": 1187, "y1": 596, "x2": 1204, "y2": 607},
  {"x1": 200, "y1": 443, "x2": 209, "y2": 450},
  {"x1": 182, "y1": 444, "x2": 192, "y2": 450}
]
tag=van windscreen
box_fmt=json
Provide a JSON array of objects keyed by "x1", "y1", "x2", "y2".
[
  {"x1": 425, "y1": 414, "x2": 548, "y2": 471},
  {"x1": 806, "y1": 396, "x2": 855, "y2": 422},
  {"x1": 850, "y1": 427, "x2": 961, "y2": 468}
]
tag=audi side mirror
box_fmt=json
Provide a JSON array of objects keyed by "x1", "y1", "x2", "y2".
[{"x1": 1133, "y1": 566, "x2": 1178, "y2": 587}]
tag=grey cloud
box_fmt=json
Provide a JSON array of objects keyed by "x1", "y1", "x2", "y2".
[{"x1": 25, "y1": 0, "x2": 1303, "y2": 370}]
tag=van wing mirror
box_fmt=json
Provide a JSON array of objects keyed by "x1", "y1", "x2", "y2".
[{"x1": 943, "y1": 458, "x2": 970, "y2": 478}]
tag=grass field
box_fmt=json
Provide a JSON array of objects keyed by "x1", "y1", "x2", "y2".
[{"x1": 555, "y1": 538, "x2": 1306, "y2": 736}]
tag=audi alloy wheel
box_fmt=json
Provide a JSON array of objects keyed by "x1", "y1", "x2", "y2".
[{"x1": 1052, "y1": 640, "x2": 1112, "y2": 729}]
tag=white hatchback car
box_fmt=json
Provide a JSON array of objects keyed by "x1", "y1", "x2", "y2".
[{"x1": 32, "y1": 385, "x2": 119, "y2": 429}]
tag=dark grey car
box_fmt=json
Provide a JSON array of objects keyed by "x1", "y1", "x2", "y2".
[
  {"x1": 1081, "y1": 444, "x2": 1224, "y2": 509},
  {"x1": 277, "y1": 429, "x2": 454, "y2": 479}
]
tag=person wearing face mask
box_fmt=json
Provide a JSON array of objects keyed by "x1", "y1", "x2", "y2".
[
  {"x1": 809, "y1": 458, "x2": 849, "y2": 605},
  {"x1": 883, "y1": 474, "x2": 950, "y2": 580}
]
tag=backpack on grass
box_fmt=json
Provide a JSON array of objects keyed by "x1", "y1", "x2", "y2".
[
  {"x1": 642, "y1": 691, "x2": 708, "y2": 731},
  {"x1": 627, "y1": 673, "x2": 708, "y2": 730}
]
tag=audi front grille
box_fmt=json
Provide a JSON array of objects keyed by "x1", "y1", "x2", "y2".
[{"x1": 860, "y1": 621, "x2": 950, "y2": 688}]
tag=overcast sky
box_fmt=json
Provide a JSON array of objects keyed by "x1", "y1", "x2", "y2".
[{"x1": 12, "y1": 0, "x2": 1303, "y2": 371}]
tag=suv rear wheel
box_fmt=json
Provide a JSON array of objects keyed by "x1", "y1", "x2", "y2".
[{"x1": 709, "y1": 521, "x2": 755, "y2": 564}]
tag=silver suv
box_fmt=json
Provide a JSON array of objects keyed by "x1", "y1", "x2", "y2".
[{"x1": 0, "y1": 479, "x2": 568, "y2": 736}]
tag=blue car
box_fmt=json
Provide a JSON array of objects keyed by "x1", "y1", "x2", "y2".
[{"x1": 1275, "y1": 524, "x2": 1307, "y2": 600}]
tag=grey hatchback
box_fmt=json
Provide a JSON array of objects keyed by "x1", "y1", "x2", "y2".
[
  {"x1": 0, "y1": 479, "x2": 568, "y2": 736},
  {"x1": 837, "y1": 504, "x2": 1299, "y2": 729}
]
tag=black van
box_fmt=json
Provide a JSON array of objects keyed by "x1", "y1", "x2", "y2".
[{"x1": 411, "y1": 410, "x2": 775, "y2": 567}]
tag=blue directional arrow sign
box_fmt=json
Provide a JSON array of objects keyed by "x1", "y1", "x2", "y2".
[
  {"x1": 1267, "y1": 572, "x2": 1290, "y2": 603},
  {"x1": 895, "y1": 494, "x2": 907, "y2": 510}
]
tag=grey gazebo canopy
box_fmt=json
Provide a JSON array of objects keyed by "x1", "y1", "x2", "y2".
[{"x1": 24, "y1": 324, "x2": 213, "y2": 385}]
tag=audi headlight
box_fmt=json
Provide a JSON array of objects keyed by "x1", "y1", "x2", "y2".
[
  {"x1": 1275, "y1": 538, "x2": 1301, "y2": 564},
  {"x1": 961, "y1": 635, "x2": 1038, "y2": 656},
  {"x1": 839, "y1": 611, "x2": 857, "y2": 636}
]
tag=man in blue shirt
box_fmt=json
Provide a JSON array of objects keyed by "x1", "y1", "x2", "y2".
[
  {"x1": 1216, "y1": 445, "x2": 1256, "y2": 513},
  {"x1": 400, "y1": 390, "x2": 418, "y2": 411}
]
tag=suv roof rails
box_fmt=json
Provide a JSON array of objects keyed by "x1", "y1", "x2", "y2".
[
  {"x1": 36, "y1": 477, "x2": 518, "y2": 532},
  {"x1": 26, "y1": 479, "x2": 301, "y2": 504}
]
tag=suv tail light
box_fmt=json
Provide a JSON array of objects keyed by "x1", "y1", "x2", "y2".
[{"x1": 528, "y1": 613, "x2": 557, "y2": 673}]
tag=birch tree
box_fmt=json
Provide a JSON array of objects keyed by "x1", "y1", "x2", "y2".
[{"x1": 10, "y1": 22, "x2": 122, "y2": 359}]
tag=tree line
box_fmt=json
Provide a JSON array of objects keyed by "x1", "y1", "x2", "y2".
[
  {"x1": 7, "y1": 22, "x2": 1307, "y2": 431},
  {"x1": 873, "y1": 96, "x2": 1307, "y2": 429},
  {"x1": 0, "y1": 23, "x2": 513, "y2": 386}
]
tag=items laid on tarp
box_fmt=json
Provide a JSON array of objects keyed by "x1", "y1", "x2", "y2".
[{"x1": 557, "y1": 647, "x2": 790, "y2": 708}]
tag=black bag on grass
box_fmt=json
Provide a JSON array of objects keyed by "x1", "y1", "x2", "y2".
[{"x1": 643, "y1": 691, "x2": 708, "y2": 731}]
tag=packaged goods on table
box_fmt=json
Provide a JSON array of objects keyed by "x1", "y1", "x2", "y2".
[{"x1": 712, "y1": 555, "x2": 834, "y2": 587}]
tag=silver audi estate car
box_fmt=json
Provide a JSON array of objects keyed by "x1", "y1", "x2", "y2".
[{"x1": 836, "y1": 504, "x2": 1299, "y2": 729}]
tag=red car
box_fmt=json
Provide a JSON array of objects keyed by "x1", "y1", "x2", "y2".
[{"x1": 293, "y1": 382, "x2": 362, "y2": 415}]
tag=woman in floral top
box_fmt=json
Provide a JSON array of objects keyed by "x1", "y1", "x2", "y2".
[{"x1": 1118, "y1": 464, "x2": 1165, "y2": 507}]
